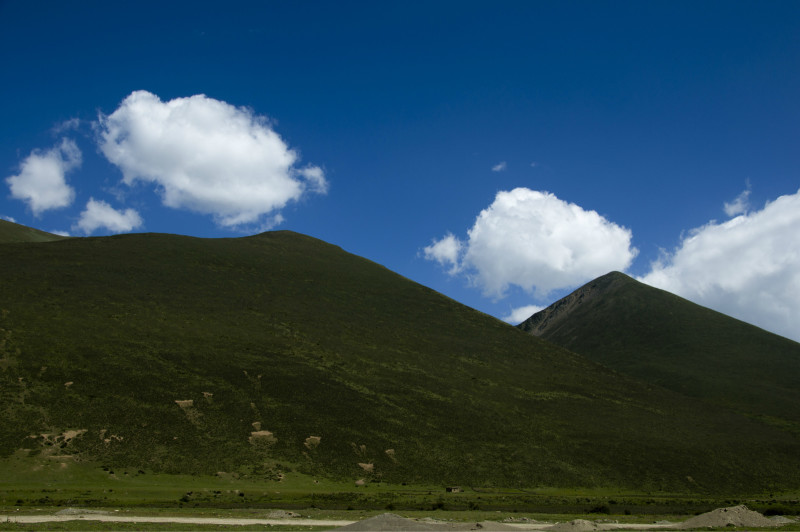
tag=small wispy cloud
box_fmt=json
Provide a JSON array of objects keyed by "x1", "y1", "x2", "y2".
[
  {"x1": 492, "y1": 161, "x2": 507, "y2": 172},
  {"x1": 51, "y1": 118, "x2": 82, "y2": 134},
  {"x1": 502, "y1": 304, "x2": 544, "y2": 325},
  {"x1": 723, "y1": 182, "x2": 751, "y2": 217},
  {"x1": 422, "y1": 232, "x2": 463, "y2": 275}
]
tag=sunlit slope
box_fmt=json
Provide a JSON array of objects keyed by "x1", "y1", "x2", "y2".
[
  {"x1": 520, "y1": 271, "x2": 800, "y2": 433},
  {"x1": 1, "y1": 232, "x2": 799, "y2": 492},
  {"x1": 0, "y1": 219, "x2": 67, "y2": 243}
]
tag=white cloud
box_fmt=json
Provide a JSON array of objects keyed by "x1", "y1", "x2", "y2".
[
  {"x1": 52, "y1": 117, "x2": 81, "y2": 134},
  {"x1": 492, "y1": 161, "x2": 507, "y2": 172},
  {"x1": 639, "y1": 188, "x2": 800, "y2": 342},
  {"x1": 74, "y1": 198, "x2": 143, "y2": 235},
  {"x1": 723, "y1": 184, "x2": 751, "y2": 217},
  {"x1": 423, "y1": 232, "x2": 463, "y2": 275},
  {"x1": 425, "y1": 188, "x2": 637, "y2": 299},
  {"x1": 254, "y1": 213, "x2": 285, "y2": 233},
  {"x1": 502, "y1": 304, "x2": 544, "y2": 325},
  {"x1": 1, "y1": 215, "x2": 17, "y2": 223},
  {"x1": 6, "y1": 138, "x2": 80, "y2": 216},
  {"x1": 97, "y1": 90, "x2": 327, "y2": 228},
  {"x1": 299, "y1": 165, "x2": 328, "y2": 194}
]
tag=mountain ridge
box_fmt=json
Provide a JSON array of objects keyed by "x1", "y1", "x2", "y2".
[
  {"x1": 1, "y1": 226, "x2": 799, "y2": 493},
  {"x1": 519, "y1": 271, "x2": 800, "y2": 432},
  {"x1": 520, "y1": 271, "x2": 631, "y2": 337},
  {"x1": 0, "y1": 219, "x2": 68, "y2": 243}
]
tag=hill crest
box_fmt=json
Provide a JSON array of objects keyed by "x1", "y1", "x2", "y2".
[
  {"x1": 2, "y1": 228, "x2": 800, "y2": 492},
  {"x1": 0, "y1": 219, "x2": 67, "y2": 243},
  {"x1": 519, "y1": 271, "x2": 800, "y2": 432},
  {"x1": 519, "y1": 271, "x2": 630, "y2": 336}
]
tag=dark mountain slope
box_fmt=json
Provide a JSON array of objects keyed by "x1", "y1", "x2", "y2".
[
  {"x1": 1, "y1": 234, "x2": 799, "y2": 493},
  {"x1": 519, "y1": 271, "x2": 800, "y2": 433},
  {"x1": 0, "y1": 219, "x2": 67, "y2": 243}
]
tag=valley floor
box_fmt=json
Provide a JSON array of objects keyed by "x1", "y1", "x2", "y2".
[
  {"x1": 0, "y1": 511, "x2": 669, "y2": 529},
  {"x1": 0, "y1": 508, "x2": 797, "y2": 531}
]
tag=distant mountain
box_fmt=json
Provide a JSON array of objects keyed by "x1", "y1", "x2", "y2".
[
  {"x1": 1, "y1": 231, "x2": 799, "y2": 493},
  {"x1": 519, "y1": 271, "x2": 800, "y2": 434},
  {"x1": 0, "y1": 219, "x2": 67, "y2": 243}
]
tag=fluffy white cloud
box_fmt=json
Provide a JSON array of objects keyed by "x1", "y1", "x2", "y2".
[
  {"x1": 639, "y1": 188, "x2": 800, "y2": 342},
  {"x1": 298, "y1": 165, "x2": 328, "y2": 194},
  {"x1": 74, "y1": 198, "x2": 143, "y2": 235},
  {"x1": 492, "y1": 161, "x2": 507, "y2": 172},
  {"x1": 97, "y1": 90, "x2": 327, "y2": 228},
  {"x1": 502, "y1": 304, "x2": 544, "y2": 324},
  {"x1": 425, "y1": 188, "x2": 637, "y2": 298},
  {"x1": 6, "y1": 138, "x2": 80, "y2": 215},
  {"x1": 423, "y1": 232, "x2": 463, "y2": 274}
]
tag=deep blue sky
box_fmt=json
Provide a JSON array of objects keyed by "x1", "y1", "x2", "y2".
[{"x1": 2, "y1": 1, "x2": 800, "y2": 339}]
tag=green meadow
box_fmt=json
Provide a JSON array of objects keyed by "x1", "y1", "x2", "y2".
[{"x1": 1, "y1": 220, "x2": 800, "y2": 525}]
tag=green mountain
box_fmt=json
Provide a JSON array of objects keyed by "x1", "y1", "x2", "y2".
[
  {"x1": 0, "y1": 219, "x2": 67, "y2": 243},
  {"x1": 1, "y1": 230, "x2": 799, "y2": 493},
  {"x1": 519, "y1": 271, "x2": 800, "y2": 435}
]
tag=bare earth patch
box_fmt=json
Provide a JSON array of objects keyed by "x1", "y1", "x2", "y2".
[
  {"x1": 674, "y1": 505, "x2": 779, "y2": 529},
  {"x1": 248, "y1": 430, "x2": 277, "y2": 446},
  {"x1": 0, "y1": 506, "x2": 791, "y2": 531}
]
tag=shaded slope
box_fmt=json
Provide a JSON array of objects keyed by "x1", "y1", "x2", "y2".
[
  {"x1": 519, "y1": 271, "x2": 800, "y2": 433},
  {"x1": 1, "y1": 234, "x2": 799, "y2": 492},
  {"x1": 0, "y1": 219, "x2": 67, "y2": 243}
]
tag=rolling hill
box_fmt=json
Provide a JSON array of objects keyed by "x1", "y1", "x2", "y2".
[
  {"x1": 519, "y1": 271, "x2": 800, "y2": 435},
  {"x1": 2, "y1": 223, "x2": 799, "y2": 493},
  {"x1": 0, "y1": 219, "x2": 67, "y2": 243}
]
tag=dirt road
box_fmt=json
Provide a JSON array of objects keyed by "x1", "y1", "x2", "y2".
[
  {"x1": 1, "y1": 512, "x2": 353, "y2": 527},
  {"x1": 0, "y1": 512, "x2": 681, "y2": 530}
]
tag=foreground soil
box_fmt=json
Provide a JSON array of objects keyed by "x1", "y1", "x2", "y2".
[{"x1": 0, "y1": 505, "x2": 796, "y2": 531}]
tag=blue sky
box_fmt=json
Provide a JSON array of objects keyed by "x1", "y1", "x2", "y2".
[{"x1": 2, "y1": 1, "x2": 800, "y2": 341}]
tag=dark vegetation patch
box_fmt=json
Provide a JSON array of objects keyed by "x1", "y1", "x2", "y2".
[
  {"x1": 520, "y1": 271, "x2": 800, "y2": 434},
  {"x1": 0, "y1": 227, "x2": 799, "y2": 493}
]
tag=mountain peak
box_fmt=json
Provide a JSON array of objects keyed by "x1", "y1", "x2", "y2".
[
  {"x1": 518, "y1": 270, "x2": 800, "y2": 433},
  {"x1": 519, "y1": 271, "x2": 633, "y2": 336}
]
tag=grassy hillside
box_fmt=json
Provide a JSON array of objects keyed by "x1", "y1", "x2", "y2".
[
  {"x1": 1, "y1": 233, "x2": 799, "y2": 494},
  {"x1": 0, "y1": 219, "x2": 67, "y2": 243},
  {"x1": 519, "y1": 271, "x2": 800, "y2": 434}
]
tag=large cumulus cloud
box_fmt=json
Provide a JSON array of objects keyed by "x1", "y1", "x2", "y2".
[
  {"x1": 639, "y1": 188, "x2": 800, "y2": 342},
  {"x1": 424, "y1": 188, "x2": 637, "y2": 299},
  {"x1": 97, "y1": 91, "x2": 327, "y2": 228}
]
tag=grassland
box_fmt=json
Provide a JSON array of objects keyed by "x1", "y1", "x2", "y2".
[
  {"x1": 1, "y1": 452, "x2": 799, "y2": 530},
  {"x1": 0, "y1": 220, "x2": 66, "y2": 243},
  {"x1": 1, "y1": 223, "x2": 800, "y2": 497},
  {"x1": 1, "y1": 454, "x2": 798, "y2": 514}
]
